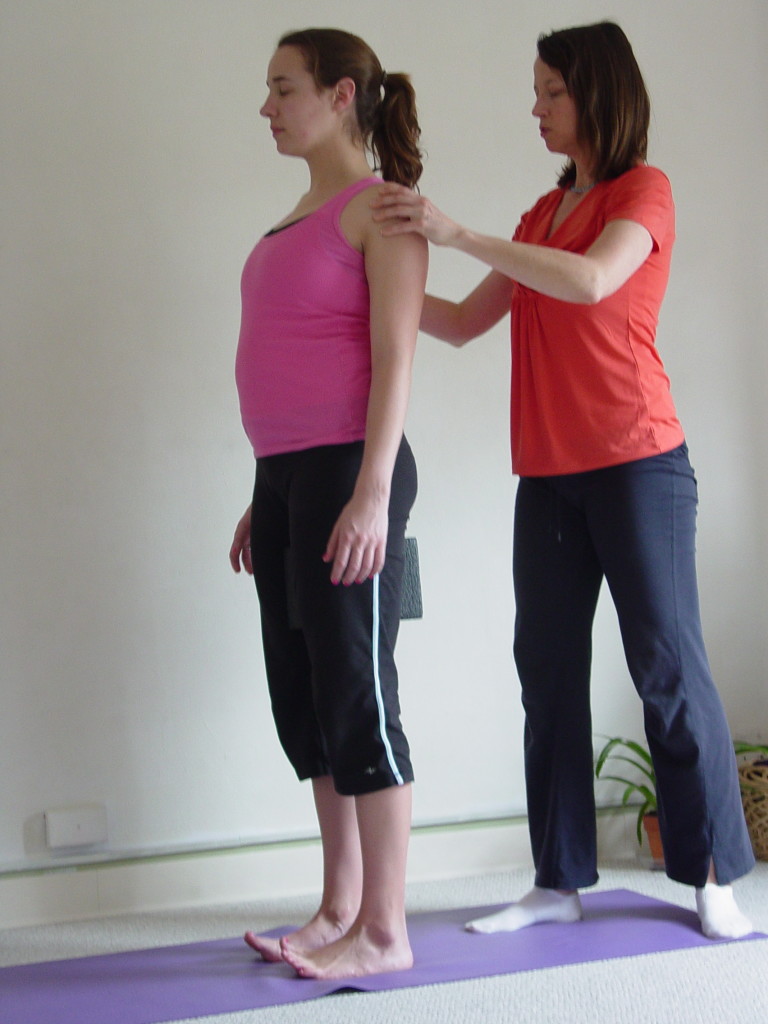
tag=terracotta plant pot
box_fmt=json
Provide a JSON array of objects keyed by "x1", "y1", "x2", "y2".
[{"x1": 642, "y1": 813, "x2": 664, "y2": 868}]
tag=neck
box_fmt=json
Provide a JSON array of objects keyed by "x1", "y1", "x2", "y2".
[
  {"x1": 305, "y1": 143, "x2": 373, "y2": 199},
  {"x1": 569, "y1": 158, "x2": 595, "y2": 194}
]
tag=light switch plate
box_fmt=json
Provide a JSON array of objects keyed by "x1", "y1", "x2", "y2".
[{"x1": 45, "y1": 803, "x2": 108, "y2": 849}]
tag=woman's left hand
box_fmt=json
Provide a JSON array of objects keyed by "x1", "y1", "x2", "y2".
[
  {"x1": 323, "y1": 492, "x2": 389, "y2": 586},
  {"x1": 371, "y1": 184, "x2": 461, "y2": 246},
  {"x1": 229, "y1": 504, "x2": 253, "y2": 575}
]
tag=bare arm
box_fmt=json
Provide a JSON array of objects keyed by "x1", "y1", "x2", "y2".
[
  {"x1": 371, "y1": 185, "x2": 653, "y2": 305},
  {"x1": 448, "y1": 219, "x2": 652, "y2": 304},
  {"x1": 324, "y1": 218, "x2": 428, "y2": 586},
  {"x1": 420, "y1": 270, "x2": 510, "y2": 345}
]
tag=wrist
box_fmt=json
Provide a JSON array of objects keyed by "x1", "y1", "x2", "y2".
[
  {"x1": 450, "y1": 223, "x2": 474, "y2": 252},
  {"x1": 352, "y1": 474, "x2": 391, "y2": 505}
]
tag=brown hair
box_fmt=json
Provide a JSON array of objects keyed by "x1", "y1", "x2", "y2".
[
  {"x1": 537, "y1": 21, "x2": 650, "y2": 187},
  {"x1": 278, "y1": 28, "x2": 423, "y2": 188}
]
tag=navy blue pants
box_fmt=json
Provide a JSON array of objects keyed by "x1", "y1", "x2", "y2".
[
  {"x1": 250, "y1": 439, "x2": 416, "y2": 797},
  {"x1": 513, "y1": 443, "x2": 754, "y2": 889}
]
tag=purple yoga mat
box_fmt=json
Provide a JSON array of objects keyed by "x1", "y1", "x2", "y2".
[{"x1": 2, "y1": 889, "x2": 765, "y2": 1024}]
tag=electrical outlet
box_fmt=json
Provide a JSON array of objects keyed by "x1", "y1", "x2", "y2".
[{"x1": 44, "y1": 803, "x2": 108, "y2": 849}]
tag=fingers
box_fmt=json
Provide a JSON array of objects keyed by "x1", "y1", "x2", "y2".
[
  {"x1": 324, "y1": 532, "x2": 385, "y2": 586},
  {"x1": 229, "y1": 540, "x2": 253, "y2": 575},
  {"x1": 371, "y1": 198, "x2": 423, "y2": 221},
  {"x1": 242, "y1": 543, "x2": 253, "y2": 575},
  {"x1": 370, "y1": 183, "x2": 413, "y2": 205},
  {"x1": 371, "y1": 187, "x2": 455, "y2": 246},
  {"x1": 370, "y1": 186, "x2": 424, "y2": 227},
  {"x1": 330, "y1": 543, "x2": 364, "y2": 586},
  {"x1": 230, "y1": 510, "x2": 254, "y2": 575},
  {"x1": 370, "y1": 196, "x2": 420, "y2": 216},
  {"x1": 326, "y1": 540, "x2": 373, "y2": 586},
  {"x1": 229, "y1": 543, "x2": 242, "y2": 574}
]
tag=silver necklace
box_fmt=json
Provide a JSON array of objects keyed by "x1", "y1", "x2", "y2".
[{"x1": 569, "y1": 182, "x2": 595, "y2": 194}]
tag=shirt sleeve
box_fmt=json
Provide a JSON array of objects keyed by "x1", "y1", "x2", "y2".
[{"x1": 603, "y1": 166, "x2": 675, "y2": 251}]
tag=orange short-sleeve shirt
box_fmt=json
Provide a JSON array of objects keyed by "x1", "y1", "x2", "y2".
[{"x1": 511, "y1": 165, "x2": 684, "y2": 476}]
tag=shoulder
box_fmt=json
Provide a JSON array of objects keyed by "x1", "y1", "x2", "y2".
[
  {"x1": 338, "y1": 180, "x2": 385, "y2": 252},
  {"x1": 342, "y1": 182, "x2": 383, "y2": 221},
  {"x1": 602, "y1": 166, "x2": 674, "y2": 247},
  {"x1": 342, "y1": 181, "x2": 427, "y2": 267},
  {"x1": 604, "y1": 166, "x2": 673, "y2": 205},
  {"x1": 362, "y1": 208, "x2": 428, "y2": 269}
]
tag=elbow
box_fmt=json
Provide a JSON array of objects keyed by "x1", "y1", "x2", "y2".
[
  {"x1": 422, "y1": 311, "x2": 475, "y2": 346},
  {"x1": 573, "y1": 273, "x2": 609, "y2": 306},
  {"x1": 422, "y1": 326, "x2": 471, "y2": 347},
  {"x1": 579, "y1": 288, "x2": 604, "y2": 306},
  {"x1": 572, "y1": 262, "x2": 629, "y2": 305},
  {"x1": 447, "y1": 331, "x2": 473, "y2": 348},
  {"x1": 450, "y1": 307, "x2": 486, "y2": 345}
]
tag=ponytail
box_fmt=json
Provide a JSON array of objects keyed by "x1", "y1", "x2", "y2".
[
  {"x1": 278, "y1": 28, "x2": 423, "y2": 189},
  {"x1": 371, "y1": 72, "x2": 423, "y2": 189}
]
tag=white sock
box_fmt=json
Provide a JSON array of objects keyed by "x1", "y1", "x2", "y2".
[
  {"x1": 465, "y1": 886, "x2": 583, "y2": 934},
  {"x1": 695, "y1": 883, "x2": 753, "y2": 940}
]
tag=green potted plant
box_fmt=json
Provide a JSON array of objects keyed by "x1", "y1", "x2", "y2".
[
  {"x1": 596, "y1": 736, "x2": 768, "y2": 866},
  {"x1": 594, "y1": 735, "x2": 663, "y2": 864}
]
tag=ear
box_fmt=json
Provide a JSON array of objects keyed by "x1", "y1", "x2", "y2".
[{"x1": 332, "y1": 77, "x2": 356, "y2": 112}]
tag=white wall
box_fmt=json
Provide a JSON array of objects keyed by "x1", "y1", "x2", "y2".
[{"x1": 2, "y1": 0, "x2": 766, "y2": 871}]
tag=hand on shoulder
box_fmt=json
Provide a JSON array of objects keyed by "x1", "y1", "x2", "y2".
[{"x1": 369, "y1": 183, "x2": 462, "y2": 247}]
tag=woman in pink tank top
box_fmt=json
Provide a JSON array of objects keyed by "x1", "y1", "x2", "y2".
[{"x1": 229, "y1": 29, "x2": 427, "y2": 979}]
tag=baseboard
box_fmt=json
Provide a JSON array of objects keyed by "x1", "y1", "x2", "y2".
[{"x1": 0, "y1": 812, "x2": 638, "y2": 928}]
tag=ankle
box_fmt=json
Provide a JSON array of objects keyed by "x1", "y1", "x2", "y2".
[
  {"x1": 696, "y1": 881, "x2": 730, "y2": 895},
  {"x1": 321, "y1": 904, "x2": 358, "y2": 927},
  {"x1": 357, "y1": 917, "x2": 409, "y2": 949}
]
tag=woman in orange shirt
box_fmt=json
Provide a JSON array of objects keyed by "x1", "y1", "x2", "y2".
[{"x1": 373, "y1": 20, "x2": 754, "y2": 939}]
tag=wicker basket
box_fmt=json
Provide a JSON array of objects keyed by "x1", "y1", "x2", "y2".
[{"x1": 739, "y1": 760, "x2": 768, "y2": 861}]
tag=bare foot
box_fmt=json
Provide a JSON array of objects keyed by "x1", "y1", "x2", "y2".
[
  {"x1": 243, "y1": 909, "x2": 354, "y2": 962},
  {"x1": 243, "y1": 932, "x2": 284, "y2": 962},
  {"x1": 280, "y1": 922, "x2": 413, "y2": 980}
]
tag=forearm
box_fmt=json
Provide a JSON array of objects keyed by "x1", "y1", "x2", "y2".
[
  {"x1": 420, "y1": 295, "x2": 470, "y2": 346},
  {"x1": 450, "y1": 226, "x2": 602, "y2": 304},
  {"x1": 420, "y1": 269, "x2": 511, "y2": 345}
]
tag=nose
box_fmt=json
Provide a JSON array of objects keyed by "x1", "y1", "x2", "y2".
[
  {"x1": 260, "y1": 95, "x2": 276, "y2": 118},
  {"x1": 532, "y1": 96, "x2": 546, "y2": 118}
]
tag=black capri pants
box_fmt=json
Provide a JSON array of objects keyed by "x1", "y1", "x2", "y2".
[{"x1": 250, "y1": 438, "x2": 417, "y2": 796}]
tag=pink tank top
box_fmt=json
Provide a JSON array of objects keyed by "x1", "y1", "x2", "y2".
[{"x1": 235, "y1": 177, "x2": 380, "y2": 457}]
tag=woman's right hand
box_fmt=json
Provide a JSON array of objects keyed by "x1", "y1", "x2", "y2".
[
  {"x1": 370, "y1": 184, "x2": 462, "y2": 247},
  {"x1": 229, "y1": 504, "x2": 253, "y2": 575}
]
